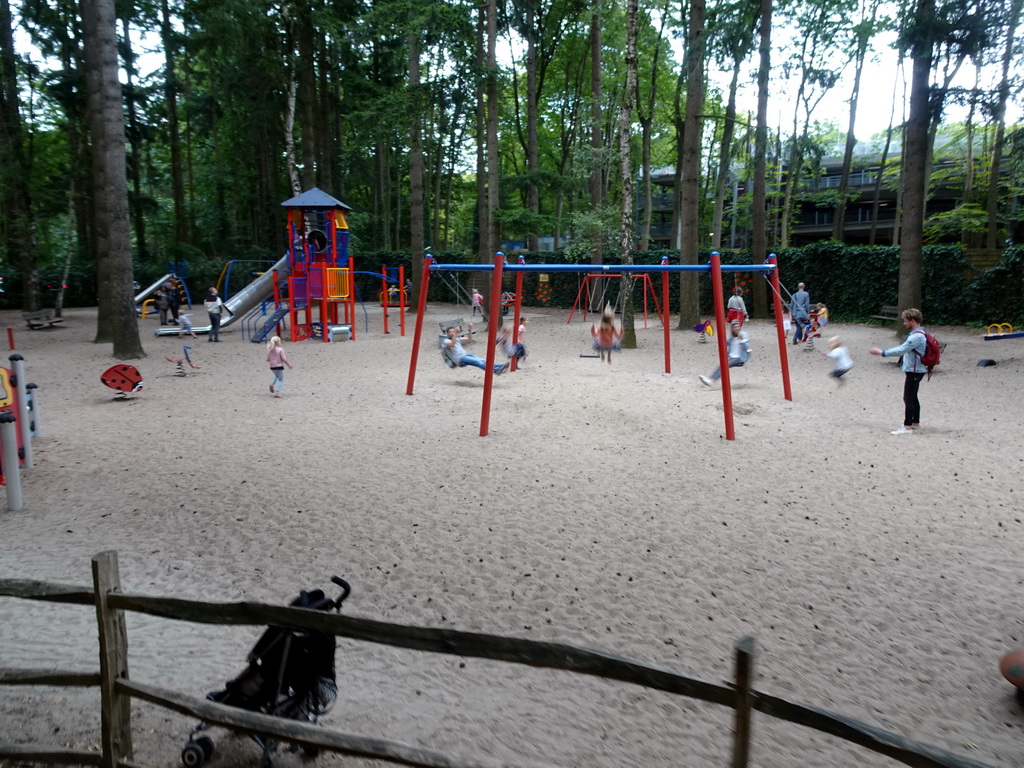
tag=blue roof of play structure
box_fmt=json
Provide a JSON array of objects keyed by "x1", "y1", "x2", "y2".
[{"x1": 280, "y1": 187, "x2": 352, "y2": 210}]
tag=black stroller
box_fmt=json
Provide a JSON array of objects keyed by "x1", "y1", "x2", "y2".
[{"x1": 181, "y1": 576, "x2": 352, "y2": 767}]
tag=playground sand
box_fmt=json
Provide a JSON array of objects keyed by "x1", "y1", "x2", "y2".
[{"x1": 1, "y1": 303, "x2": 1022, "y2": 767}]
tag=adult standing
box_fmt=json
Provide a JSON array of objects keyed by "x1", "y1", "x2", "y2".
[
  {"x1": 204, "y1": 286, "x2": 225, "y2": 341},
  {"x1": 869, "y1": 308, "x2": 928, "y2": 435},
  {"x1": 790, "y1": 282, "x2": 811, "y2": 343},
  {"x1": 165, "y1": 280, "x2": 180, "y2": 324},
  {"x1": 154, "y1": 289, "x2": 170, "y2": 325}
]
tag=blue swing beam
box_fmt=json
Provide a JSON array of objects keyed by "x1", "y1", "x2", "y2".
[{"x1": 406, "y1": 252, "x2": 791, "y2": 440}]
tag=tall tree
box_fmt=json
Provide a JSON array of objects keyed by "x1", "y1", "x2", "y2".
[
  {"x1": 160, "y1": 0, "x2": 188, "y2": 246},
  {"x1": 677, "y1": 0, "x2": 705, "y2": 329},
  {"x1": 985, "y1": 0, "x2": 1022, "y2": 248},
  {"x1": 0, "y1": 0, "x2": 37, "y2": 310},
  {"x1": 750, "y1": 0, "x2": 772, "y2": 319},
  {"x1": 895, "y1": 0, "x2": 935, "y2": 315},
  {"x1": 408, "y1": 6, "x2": 424, "y2": 313},
  {"x1": 618, "y1": 0, "x2": 639, "y2": 348},
  {"x1": 81, "y1": 0, "x2": 144, "y2": 356}
]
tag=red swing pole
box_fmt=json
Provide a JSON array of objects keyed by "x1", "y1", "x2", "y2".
[
  {"x1": 479, "y1": 253, "x2": 505, "y2": 437},
  {"x1": 710, "y1": 252, "x2": 735, "y2": 440},
  {"x1": 405, "y1": 256, "x2": 434, "y2": 396},
  {"x1": 661, "y1": 255, "x2": 671, "y2": 374},
  {"x1": 511, "y1": 254, "x2": 525, "y2": 372},
  {"x1": 768, "y1": 254, "x2": 793, "y2": 401}
]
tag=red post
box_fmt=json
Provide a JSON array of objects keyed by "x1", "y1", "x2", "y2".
[
  {"x1": 479, "y1": 253, "x2": 505, "y2": 437},
  {"x1": 347, "y1": 256, "x2": 356, "y2": 341},
  {"x1": 769, "y1": 254, "x2": 793, "y2": 401},
  {"x1": 399, "y1": 265, "x2": 406, "y2": 336},
  {"x1": 405, "y1": 257, "x2": 434, "y2": 396},
  {"x1": 661, "y1": 255, "x2": 671, "y2": 374},
  {"x1": 710, "y1": 252, "x2": 735, "y2": 440},
  {"x1": 7, "y1": 328, "x2": 14, "y2": 351},
  {"x1": 381, "y1": 264, "x2": 390, "y2": 335},
  {"x1": 511, "y1": 255, "x2": 525, "y2": 372}
]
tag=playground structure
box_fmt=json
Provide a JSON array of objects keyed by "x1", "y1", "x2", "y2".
[
  {"x1": 280, "y1": 188, "x2": 355, "y2": 343},
  {"x1": 567, "y1": 272, "x2": 662, "y2": 329},
  {"x1": 406, "y1": 252, "x2": 792, "y2": 440},
  {"x1": 136, "y1": 269, "x2": 190, "y2": 318}
]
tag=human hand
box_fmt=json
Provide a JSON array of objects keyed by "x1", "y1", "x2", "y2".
[{"x1": 868, "y1": 348, "x2": 882, "y2": 356}]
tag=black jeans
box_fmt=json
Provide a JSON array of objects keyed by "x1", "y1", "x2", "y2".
[
  {"x1": 208, "y1": 312, "x2": 221, "y2": 341},
  {"x1": 903, "y1": 372, "x2": 925, "y2": 426}
]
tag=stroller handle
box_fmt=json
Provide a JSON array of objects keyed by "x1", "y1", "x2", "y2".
[{"x1": 331, "y1": 576, "x2": 352, "y2": 608}]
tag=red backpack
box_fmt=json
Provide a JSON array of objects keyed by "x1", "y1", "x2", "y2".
[{"x1": 914, "y1": 330, "x2": 941, "y2": 380}]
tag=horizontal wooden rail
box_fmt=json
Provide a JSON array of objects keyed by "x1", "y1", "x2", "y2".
[
  {"x1": 121, "y1": 678, "x2": 542, "y2": 768},
  {"x1": 107, "y1": 592, "x2": 735, "y2": 708},
  {"x1": 0, "y1": 742, "x2": 102, "y2": 765},
  {"x1": 753, "y1": 691, "x2": 992, "y2": 768},
  {"x1": 0, "y1": 668, "x2": 101, "y2": 687},
  {"x1": 0, "y1": 575, "x2": 996, "y2": 768}
]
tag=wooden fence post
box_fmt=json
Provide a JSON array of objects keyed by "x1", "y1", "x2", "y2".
[
  {"x1": 92, "y1": 551, "x2": 133, "y2": 767},
  {"x1": 731, "y1": 636, "x2": 755, "y2": 768}
]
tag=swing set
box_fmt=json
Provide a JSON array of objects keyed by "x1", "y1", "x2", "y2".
[
  {"x1": 567, "y1": 272, "x2": 662, "y2": 329},
  {"x1": 406, "y1": 253, "x2": 793, "y2": 440}
]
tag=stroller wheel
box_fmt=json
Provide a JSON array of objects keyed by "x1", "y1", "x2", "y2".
[
  {"x1": 181, "y1": 741, "x2": 206, "y2": 768},
  {"x1": 195, "y1": 736, "x2": 215, "y2": 760}
]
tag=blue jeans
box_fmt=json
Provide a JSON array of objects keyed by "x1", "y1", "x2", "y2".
[
  {"x1": 793, "y1": 316, "x2": 808, "y2": 343},
  {"x1": 460, "y1": 353, "x2": 503, "y2": 373},
  {"x1": 710, "y1": 358, "x2": 745, "y2": 380},
  {"x1": 270, "y1": 367, "x2": 285, "y2": 391}
]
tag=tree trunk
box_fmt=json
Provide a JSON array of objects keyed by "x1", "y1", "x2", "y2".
[
  {"x1": 82, "y1": 0, "x2": 144, "y2": 357},
  {"x1": 486, "y1": 0, "x2": 500, "y2": 265},
  {"x1": 119, "y1": 14, "x2": 147, "y2": 262},
  {"x1": 589, "y1": 0, "x2": 604, "y2": 303},
  {"x1": 678, "y1": 0, "x2": 705, "y2": 329},
  {"x1": 0, "y1": 0, "x2": 37, "y2": 311},
  {"x1": 711, "y1": 58, "x2": 741, "y2": 251},
  {"x1": 618, "y1": 0, "x2": 639, "y2": 349},
  {"x1": 897, "y1": 0, "x2": 934, "y2": 315},
  {"x1": 408, "y1": 10, "x2": 424, "y2": 315},
  {"x1": 985, "y1": 0, "x2": 1021, "y2": 249},
  {"x1": 160, "y1": 0, "x2": 188, "y2": 246},
  {"x1": 750, "y1": 0, "x2": 771, "y2": 320}
]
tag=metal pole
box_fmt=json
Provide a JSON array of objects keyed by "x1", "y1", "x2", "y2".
[
  {"x1": 0, "y1": 412, "x2": 23, "y2": 510},
  {"x1": 710, "y1": 253, "x2": 735, "y2": 440},
  {"x1": 768, "y1": 255, "x2": 793, "y2": 401},
  {"x1": 405, "y1": 257, "x2": 434, "y2": 396},
  {"x1": 8, "y1": 354, "x2": 32, "y2": 469},
  {"x1": 479, "y1": 253, "x2": 505, "y2": 437},
  {"x1": 661, "y1": 255, "x2": 671, "y2": 374},
  {"x1": 26, "y1": 382, "x2": 40, "y2": 437}
]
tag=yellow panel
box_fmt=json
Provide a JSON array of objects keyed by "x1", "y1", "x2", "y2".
[
  {"x1": 0, "y1": 368, "x2": 13, "y2": 409},
  {"x1": 327, "y1": 268, "x2": 350, "y2": 299}
]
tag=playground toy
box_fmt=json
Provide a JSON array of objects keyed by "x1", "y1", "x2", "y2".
[
  {"x1": 406, "y1": 252, "x2": 789, "y2": 440},
  {"x1": 166, "y1": 346, "x2": 201, "y2": 377},
  {"x1": 101, "y1": 365, "x2": 144, "y2": 399},
  {"x1": 281, "y1": 188, "x2": 354, "y2": 344},
  {"x1": 693, "y1": 320, "x2": 714, "y2": 343},
  {"x1": 984, "y1": 323, "x2": 1024, "y2": 340}
]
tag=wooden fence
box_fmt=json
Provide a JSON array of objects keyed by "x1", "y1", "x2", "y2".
[{"x1": 0, "y1": 551, "x2": 994, "y2": 768}]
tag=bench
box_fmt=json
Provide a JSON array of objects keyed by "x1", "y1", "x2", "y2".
[
  {"x1": 870, "y1": 305, "x2": 900, "y2": 324},
  {"x1": 22, "y1": 309, "x2": 64, "y2": 329}
]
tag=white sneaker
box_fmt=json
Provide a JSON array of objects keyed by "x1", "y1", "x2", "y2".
[
  {"x1": 699, "y1": 375, "x2": 712, "y2": 387},
  {"x1": 890, "y1": 426, "x2": 914, "y2": 435}
]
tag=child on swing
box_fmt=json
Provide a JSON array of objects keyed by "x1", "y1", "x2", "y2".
[{"x1": 591, "y1": 304, "x2": 624, "y2": 364}]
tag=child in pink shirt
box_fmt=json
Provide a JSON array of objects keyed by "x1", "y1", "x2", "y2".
[{"x1": 266, "y1": 336, "x2": 293, "y2": 397}]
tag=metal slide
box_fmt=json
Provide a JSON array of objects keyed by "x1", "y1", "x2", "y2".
[
  {"x1": 135, "y1": 274, "x2": 172, "y2": 304},
  {"x1": 154, "y1": 254, "x2": 291, "y2": 337}
]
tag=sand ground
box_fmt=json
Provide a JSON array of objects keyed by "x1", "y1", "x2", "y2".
[{"x1": 1, "y1": 302, "x2": 1023, "y2": 768}]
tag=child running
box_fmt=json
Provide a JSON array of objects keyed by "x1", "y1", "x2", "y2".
[
  {"x1": 177, "y1": 311, "x2": 198, "y2": 339},
  {"x1": 591, "y1": 304, "x2": 624, "y2": 364},
  {"x1": 821, "y1": 335, "x2": 853, "y2": 384},
  {"x1": 266, "y1": 335, "x2": 293, "y2": 397}
]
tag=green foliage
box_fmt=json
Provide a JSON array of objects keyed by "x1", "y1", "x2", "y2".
[{"x1": 922, "y1": 203, "x2": 988, "y2": 243}]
